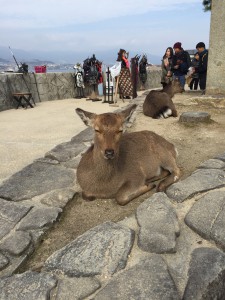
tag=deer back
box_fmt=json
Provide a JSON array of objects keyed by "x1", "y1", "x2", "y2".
[{"x1": 143, "y1": 79, "x2": 182, "y2": 118}]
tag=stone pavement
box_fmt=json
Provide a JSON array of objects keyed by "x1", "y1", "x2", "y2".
[{"x1": 0, "y1": 96, "x2": 225, "y2": 299}]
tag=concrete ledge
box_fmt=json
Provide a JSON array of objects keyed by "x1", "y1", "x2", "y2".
[{"x1": 0, "y1": 69, "x2": 161, "y2": 111}]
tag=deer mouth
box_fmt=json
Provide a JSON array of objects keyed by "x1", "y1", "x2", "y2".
[{"x1": 104, "y1": 149, "x2": 115, "y2": 160}]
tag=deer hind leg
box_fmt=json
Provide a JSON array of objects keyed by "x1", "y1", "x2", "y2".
[
  {"x1": 145, "y1": 169, "x2": 170, "y2": 184},
  {"x1": 157, "y1": 161, "x2": 180, "y2": 192},
  {"x1": 116, "y1": 182, "x2": 156, "y2": 206},
  {"x1": 172, "y1": 109, "x2": 178, "y2": 117}
]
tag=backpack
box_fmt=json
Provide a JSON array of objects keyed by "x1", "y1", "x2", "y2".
[{"x1": 178, "y1": 51, "x2": 191, "y2": 74}]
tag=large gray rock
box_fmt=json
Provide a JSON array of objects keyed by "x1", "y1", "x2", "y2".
[
  {"x1": 0, "y1": 231, "x2": 32, "y2": 256},
  {"x1": 0, "y1": 199, "x2": 31, "y2": 239},
  {"x1": 0, "y1": 252, "x2": 9, "y2": 271},
  {"x1": 214, "y1": 151, "x2": 225, "y2": 162},
  {"x1": 55, "y1": 277, "x2": 101, "y2": 300},
  {"x1": 198, "y1": 158, "x2": 225, "y2": 169},
  {"x1": 61, "y1": 155, "x2": 81, "y2": 169},
  {"x1": 70, "y1": 127, "x2": 93, "y2": 143},
  {"x1": 136, "y1": 193, "x2": 180, "y2": 253},
  {"x1": 44, "y1": 222, "x2": 135, "y2": 277},
  {"x1": 0, "y1": 252, "x2": 34, "y2": 278},
  {"x1": 185, "y1": 190, "x2": 225, "y2": 248},
  {"x1": 166, "y1": 169, "x2": 225, "y2": 202},
  {"x1": 0, "y1": 162, "x2": 76, "y2": 201},
  {"x1": 45, "y1": 140, "x2": 87, "y2": 162},
  {"x1": 183, "y1": 247, "x2": 225, "y2": 300},
  {"x1": 17, "y1": 206, "x2": 62, "y2": 230},
  {"x1": 94, "y1": 255, "x2": 179, "y2": 300},
  {"x1": 37, "y1": 187, "x2": 76, "y2": 208},
  {"x1": 179, "y1": 111, "x2": 211, "y2": 123},
  {"x1": 0, "y1": 271, "x2": 57, "y2": 300}
]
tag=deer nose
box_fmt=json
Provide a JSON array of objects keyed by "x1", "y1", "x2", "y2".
[{"x1": 104, "y1": 149, "x2": 115, "y2": 159}]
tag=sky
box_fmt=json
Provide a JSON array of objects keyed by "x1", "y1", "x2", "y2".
[{"x1": 0, "y1": 0, "x2": 211, "y2": 64}]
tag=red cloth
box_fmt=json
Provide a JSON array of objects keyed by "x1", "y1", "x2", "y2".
[
  {"x1": 96, "y1": 63, "x2": 103, "y2": 84},
  {"x1": 122, "y1": 57, "x2": 130, "y2": 68}
]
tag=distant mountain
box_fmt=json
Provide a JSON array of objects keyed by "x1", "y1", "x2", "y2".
[
  {"x1": 0, "y1": 45, "x2": 161, "y2": 66},
  {"x1": 0, "y1": 58, "x2": 10, "y2": 63}
]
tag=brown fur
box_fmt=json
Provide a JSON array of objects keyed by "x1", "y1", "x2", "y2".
[
  {"x1": 143, "y1": 79, "x2": 183, "y2": 119},
  {"x1": 76, "y1": 104, "x2": 180, "y2": 205}
]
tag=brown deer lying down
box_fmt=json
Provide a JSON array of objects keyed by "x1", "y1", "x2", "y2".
[
  {"x1": 143, "y1": 79, "x2": 183, "y2": 119},
  {"x1": 75, "y1": 104, "x2": 180, "y2": 205}
]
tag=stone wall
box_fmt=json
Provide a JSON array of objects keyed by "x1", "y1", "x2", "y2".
[{"x1": 0, "y1": 68, "x2": 161, "y2": 111}]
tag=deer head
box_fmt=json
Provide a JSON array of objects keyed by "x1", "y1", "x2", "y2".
[{"x1": 76, "y1": 104, "x2": 137, "y2": 160}]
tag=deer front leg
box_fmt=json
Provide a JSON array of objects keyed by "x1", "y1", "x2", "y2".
[
  {"x1": 145, "y1": 169, "x2": 170, "y2": 184},
  {"x1": 116, "y1": 182, "x2": 156, "y2": 206}
]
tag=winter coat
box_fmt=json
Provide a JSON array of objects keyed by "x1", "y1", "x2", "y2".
[
  {"x1": 191, "y1": 58, "x2": 199, "y2": 79},
  {"x1": 172, "y1": 50, "x2": 191, "y2": 76},
  {"x1": 198, "y1": 49, "x2": 208, "y2": 74},
  {"x1": 161, "y1": 56, "x2": 173, "y2": 84}
]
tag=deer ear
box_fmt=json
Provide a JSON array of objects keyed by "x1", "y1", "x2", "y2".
[
  {"x1": 120, "y1": 104, "x2": 137, "y2": 124},
  {"x1": 75, "y1": 108, "x2": 96, "y2": 126}
]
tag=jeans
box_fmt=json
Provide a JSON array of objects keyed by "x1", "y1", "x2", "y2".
[{"x1": 173, "y1": 75, "x2": 186, "y2": 88}]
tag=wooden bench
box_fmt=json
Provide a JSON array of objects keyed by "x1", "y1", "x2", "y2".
[{"x1": 12, "y1": 92, "x2": 35, "y2": 109}]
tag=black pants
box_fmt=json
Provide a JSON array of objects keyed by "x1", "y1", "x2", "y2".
[
  {"x1": 199, "y1": 73, "x2": 207, "y2": 90},
  {"x1": 190, "y1": 78, "x2": 199, "y2": 90}
]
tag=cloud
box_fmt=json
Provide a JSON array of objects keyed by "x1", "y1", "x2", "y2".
[
  {"x1": 0, "y1": 0, "x2": 201, "y2": 28},
  {"x1": 0, "y1": 0, "x2": 210, "y2": 61}
]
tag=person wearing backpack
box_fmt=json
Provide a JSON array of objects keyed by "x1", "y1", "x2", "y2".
[
  {"x1": 196, "y1": 42, "x2": 208, "y2": 95},
  {"x1": 172, "y1": 42, "x2": 191, "y2": 90}
]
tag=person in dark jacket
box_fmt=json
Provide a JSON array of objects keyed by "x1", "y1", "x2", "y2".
[
  {"x1": 172, "y1": 42, "x2": 191, "y2": 89},
  {"x1": 196, "y1": 42, "x2": 208, "y2": 94},
  {"x1": 190, "y1": 52, "x2": 200, "y2": 90}
]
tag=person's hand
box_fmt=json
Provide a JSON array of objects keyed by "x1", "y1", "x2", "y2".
[{"x1": 174, "y1": 65, "x2": 179, "y2": 69}]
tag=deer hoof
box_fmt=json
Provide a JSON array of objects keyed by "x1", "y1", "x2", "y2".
[{"x1": 156, "y1": 183, "x2": 166, "y2": 192}]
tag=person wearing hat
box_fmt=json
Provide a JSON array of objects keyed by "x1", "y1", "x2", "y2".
[
  {"x1": 196, "y1": 42, "x2": 208, "y2": 94},
  {"x1": 172, "y1": 42, "x2": 191, "y2": 89}
]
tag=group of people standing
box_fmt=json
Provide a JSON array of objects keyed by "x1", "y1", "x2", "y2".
[{"x1": 161, "y1": 42, "x2": 208, "y2": 94}]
